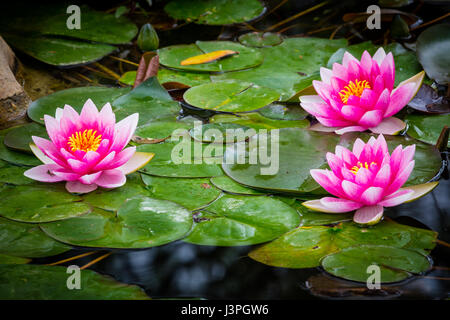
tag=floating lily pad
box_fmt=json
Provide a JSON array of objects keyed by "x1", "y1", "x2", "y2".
[
  {"x1": 164, "y1": 0, "x2": 265, "y2": 25},
  {"x1": 405, "y1": 113, "x2": 450, "y2": 148},
  {"x1": 41, "y1": 198, "x2": 193, "y2": 249},
  {"x1": 249, "y1": 220, "x2": 436, "y2": 268},
  {"x1": 190, "y1": 122, "x2": 252, "y2": 143},
  {"x1": 258, "y1": 103, "x2": 308, "y2": 121},
  {"x1": 184, "y1": 194, "x2": 300, "y2": 246},
  {"x1": 4, "y1": 122, "x2": 48, "y2": 153},
  {"x1": 0, "y1": 254, "x2": 30, "y2": 265},
  {"x1": 28, "y1": 86, "x2": 130, "y2": 125},
  {"x1": 210, "y1": 112, "x2": 309, "y2": 130},
  {"x1": 210, "y1": 175, "x2": 265, "y2": 195},
  {"x1": 416, "y1": 24, "x2": 450, "y2": 84},
  {"x1": 134, "y1": 120, "x2": 195, "y2": 142},
  {"x1": 141, "y1": 175, "x2": 221, "y2": 210},
  {"x1": 222, "y1": 128, "x2": 340, "y2": 194},
  {"x1": 3, "y1": 34, "x2": 117, "y2": 67},
  {"x1": 0, "y1": 184, "x2": 91, "y2": 223},
  {"x1": 184, "y1": 80, "x2": 280, "y2": 112},
  {"x1": 0, "y1": 163, "x2": 33, "y2": 185},
  {"x1": 213, "y1": 37, "x2": 347, "y2": 100},
  {"x1": 321, "y1": 245, "x2": 431, "y2": 283},
  {"x1": 0, "y1": 128, "x2": 41, "y2": 166},
  {"x1": 158, "y1": 41, "x2": 263, "y2": 72},
  {"x1": 0, "y1": 264, "x2": 149, "y2": 300},
  {"x1": 239, "y1": 32, "x2": 283, "y2": 48},
  {"x1": 0, "y1": 3, "x2": 137, "y2": 66},
  {"x1": 158, "y1": 68, "x2": 212, "y2": 87},
  {"x1": 137, "y1": 137, "x2": 224, "y2": 178},
  {"x1": 0, "y1": 217, "x2": 69, "y2": 258},
  {"x1": 112, "y1": 77, "x2": 180, "y2": 126},
  {"x1": 83, "y1": 173, "x2": 149, "y2": 212}
]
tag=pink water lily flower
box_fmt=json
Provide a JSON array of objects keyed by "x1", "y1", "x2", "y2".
[
  {"x1": 302, "y1": 134, "x2": 439, "y2": 225},
  {"x1": 300, "y1": 48, "x2": 424, "y2": 135},
  {"x1": 24, "y1": 99, "x2": 154, "y2": 194}
]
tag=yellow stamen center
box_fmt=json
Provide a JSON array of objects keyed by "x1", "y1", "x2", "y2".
[
  {"x1": 67, "y1": 129, "x2": 102, "y2": 152},
  {"x1": 339, "y1": 79, "x2": 371, "y2": 104},
  {"x1": 350, "y1": 161, "x2": 376, "y2": 175}
]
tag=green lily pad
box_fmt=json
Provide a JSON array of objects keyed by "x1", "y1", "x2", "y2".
[
  {"x1": 4, "y1": 122, "x2": 48, "y2": 153},
  {"x1": 210, "y1": 112, "x2": 309, "y2": 130},
  {"x1": 0, "y1": 163, "x2": 33, "y2": 185},
  {"x1": 213, "y1": 37, "x2": 347, "y2": 100},
  {"x1": 405, "y1": 113, "x2": 450, "y2": 148},
  {"x1": 239, "y1": 32, "x2": 283, "y2": 48},
  {"x1": 0, "y1": 254, "x2": 30, "y2": 265},
  {"x1": 28, "y1": 86, "x2": 130, "y2": 125},
  {"x1": 158, "y1": 41, "x2": 263, "y2": 72},
  {"x1": 41, "y1": 198, "x2": 193, "y2": 249},
  {"x1": 158, "y1": 68, "x2": 212, "y2": 87},
  {"x1": 83, "y1": 173, "x2": 149, "y2": 212},
  {"x1": 0, "y1": 128, "x2": 41, "y2": 166},
  {"x1": 222, "y1": 128, "x2": 340, "y2": 194},
  {"x1": 184, "y1": 194, "x2": 300, "y2": 246},
  {"x1": 0, "y1": 217, "x2": 69, "y2": 258},
  {"x1": 321, "y1": 245, "x2": 431, "y2": 283},
  {"x1": 134, "y1": 119, "x2": 194, "y2": 142},
  {"x1": 137, "y1": 137, "x2": 224, "y2": 178},
  {"x1": 416, "y1": 24, "x2": 450, "y2": 84},
  {"x1": 3, "y1": 34, "x2": 116, "y2": 67},
  {"x1": 210, "y1": 175, "x2": 265, "y2": 195},
  {"x1": 164, "y1": 0, "x2": 264, "y2": 25},
  {"x1": 0, "y1": 184, "x2": 91, "y2": 223},
  {"x1": 258, "y1": 103, "x2": 308, "y2": 121},
  {"x1": 141, "y1": 175, "x2": 221, "y2": 210},
  {"x1": 0, "y1": 264, "x2": 149, "y2": 300},
  {"x1": 0, "y1": 3, "x2": 137, "y2": 66},
  {"x1": 249, "y1": 220, "x2": 437, "y2": 268},
  {"x1": 189, "y1": 122, "x2": 252, "y2": 143},
  {"x1": 184, "y1": 80, "x2": 280, "y2": 112},
  {"x1": 112, "y1": 77, "x2": 180, "y2": 126}
]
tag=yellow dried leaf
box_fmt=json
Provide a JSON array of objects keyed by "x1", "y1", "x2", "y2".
[{"x1": 180, "y1": 50, "x2": 238, "y2": 66}]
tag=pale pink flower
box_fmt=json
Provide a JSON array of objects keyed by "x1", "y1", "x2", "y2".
[
  {"x1": 300, "y1": 48, "x2": 424, "y2": 135},
  {"x1": 303, "y1": 134, "x2": 438, "y2": 225},
  {"x1": 24, "y1": 99, "x2": 153, "y2": 194}
]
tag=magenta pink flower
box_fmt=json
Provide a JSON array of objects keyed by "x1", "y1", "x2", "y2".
[
  {"x1": 302, "y1": 134, "x2": 438, "y2": 225},
  {"x1": 24, "y1": 99, "x2": 154, "y2": 194},
  {"x1": 300, "y1": 48, "x2": 424, "y2": 135}
]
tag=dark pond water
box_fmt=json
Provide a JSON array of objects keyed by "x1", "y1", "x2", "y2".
[{"x1": 18, "y1": 0, "x2": 450, "y2": 300}]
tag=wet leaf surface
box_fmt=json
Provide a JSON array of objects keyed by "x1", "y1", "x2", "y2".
[{"x1": 405, "y1": 113, "x2": 450, "y2": 148}]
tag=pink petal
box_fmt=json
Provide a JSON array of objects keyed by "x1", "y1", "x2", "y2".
[
  {"x1": 80, "y1": 99, "x2": 99, "y2": 129},
  {"x1": 360, "y1": 51, "x2": 373, "y2": 78},
  {"x1": 341, "y1": 180, "x2": 364, "y2": 200},
  {"x1": 352, "y1": 138, "x2": 366, "y2": 158},
  {"x1": 358, "y1": 110, "x2": 383, "y2": 128},
  {"x1": 342, "y1": 51, "x2": 359, "y2": 67},
  {"x1": 82, "y1": 151, "x2": 102, "y2": 170},
  {"x1": 320, "y1": 197, "x2": 363, "y2": 212},
  {"x1": 98, "y1": 103, "x2": 115, "y2": 132},
  {"x1": 43, "y1": 115, "x2": 62, "y2": 146},
  {"x1": 331, "y1": 63, "x2": 349, "y2": 82},
  {"x1": 384, "y1": 82, "x2": 416, "y2": 117},
  {"x1": 79, "y1": 171, "x2": 102, "y2": 185},
  {"x1": 359, "y1": 88, "x2": 378, "y2": 109},
  {"x1": 110, "y1": 146, "x2": 136, "y2": 169},
  {"x1": 310, "y1": 169, "x2": 345, "y2": 198},
  {"x1": 29, "y1": 143, "x2": 54, "y2": 165},
  {"x1": 108, "y1": 113, "x2": 139, "y2": 153},
  {"x1": 93, "y1": 151, "x2": 116, "y2": 172},
  {"x1": 95, "y1": 169, "x2": 126, "y2": 188},
  {"x1": 380, "y1": 52, "x2": 395, "y2": 91},
  {"x1": 353, "y1": 205, "x2": 384, "y2": 225},
  {"x1": 372, "y1": 47, "x2": 386, "y2": 66},
  {"x1": 32, "y1": 136, "x2": 67, "y2": 167},
  {"x1": 378, "y1": 188, "x2": 414, "y2": 207},
  {"x1": 340, "y1": 105, "x2": 365, "y2": 122},
  {"x1": 335, "y1": 145, "x2": 358, "y2": 165},
  {"x1": 369, "y1": 117, "x2": 406, "y2": 135},
  {"x1": 387, "y1": 160, "x2": 415, "y2": 194},
  {"x1": 66, "y1": 181, "x2": 98, "y2": 194},
  {"x1": 52, "y1": 169, "x2": 80, "y2": 181},
  {"x1": 335, "y1": 126, "x2": 367, "y2": 135},
  {"x1": 320, "y1": 67, "x2": 333, "y2": 84},
  {"x1": 354, "y1": 167, "x2": 373, "y2": 185},
  {"x1": 316, "y1": 116, "x2": 353, "y2": 128},
  {"x1": 360, "y1": 186, "x2": 384, "y2": 205},
  {"x1": 24, "y1": 164, "x2": 64, "y2": 182},
  {"x1": 372, "y1": 164, "x2": 391, "y2": 188},
  {"x1": 67, "y1": 158, "x2": 89, "y2": 174}
]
